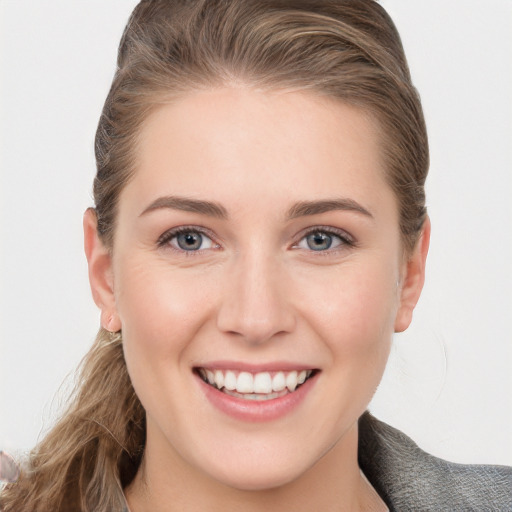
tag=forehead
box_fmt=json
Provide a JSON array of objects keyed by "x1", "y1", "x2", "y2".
[{"x1": 123, "y1": 87, "x2": 395, "y2": 218}]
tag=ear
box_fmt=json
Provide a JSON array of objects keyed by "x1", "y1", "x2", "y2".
[
  {"x1": 394, "y1": 216, "x2": 431, "y2": 333},
  {"x1": 83, "y1": 208, "x2": 121, "y2": 332}
]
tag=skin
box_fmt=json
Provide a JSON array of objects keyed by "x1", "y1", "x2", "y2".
[{"x1": 84, "y1": 87, "x2": 429, "y2": 511}]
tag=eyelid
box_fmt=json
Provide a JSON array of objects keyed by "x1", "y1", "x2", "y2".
[
  {"x1": 291, "y1": 225, "x2": 356, "y2": 251},
  {"x1": 156, "y1": 224, "x2": 355, "y2": 254},
  {"x1": 157, "y1": 225, "x2": 221, "y2": 253}
]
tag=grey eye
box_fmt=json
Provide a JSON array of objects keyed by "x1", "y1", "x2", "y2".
[
  {"x1": 306, "y1": 232, "x2": 333, "y2": 251},
  {"x1": 177, "y1": 232, "x2": 202, "y2": 250},
  {"x1": 171, "y1": 231, "x2": 214, "y2": 251},
  {"x1": 295, "y1": 229, "x2": 348, "y2": 252}
]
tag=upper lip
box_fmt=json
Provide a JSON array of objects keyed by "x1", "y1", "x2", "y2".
[{"x1": 194, "y1": 361, "x2": 318, "y2": 372}]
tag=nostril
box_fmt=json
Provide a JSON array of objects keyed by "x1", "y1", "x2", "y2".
[{"x1": 217, "y1": 310, "x2": 296, "y2": 346}]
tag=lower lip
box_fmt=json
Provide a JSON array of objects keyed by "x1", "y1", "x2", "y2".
[{"x1": 197, "y1": 373, "x2": 318, "y2": 422}]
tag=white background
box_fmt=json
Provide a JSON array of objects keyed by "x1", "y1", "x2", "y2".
[{"x1": 1, "y1": 1, "x2": 511, "y2": 466}]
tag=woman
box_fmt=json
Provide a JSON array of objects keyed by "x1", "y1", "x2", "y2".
[{"x1": 1, "y1": 1, "x2": 510, "y2": 511}]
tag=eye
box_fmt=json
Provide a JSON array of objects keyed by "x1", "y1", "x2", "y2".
[
  {"x1": 158, "y1": 227, "x2": 216, "y2": 252},
  {"x1": 295, "y1": 228, "x2": 353, "y2": 252}
]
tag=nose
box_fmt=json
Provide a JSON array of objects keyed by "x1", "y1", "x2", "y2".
[{"x1": 216, "y1": 252, "x2": 296, "y2": 345}]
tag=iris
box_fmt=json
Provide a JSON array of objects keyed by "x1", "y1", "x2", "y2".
[
  {"x1": 306, "y1": 232, "x2": 333, "y2": 251},
  {"x1": 177, "y1": 231, "x2": 203, "y2": 250}
]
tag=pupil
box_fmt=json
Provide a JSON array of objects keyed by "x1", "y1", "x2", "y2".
[
  {"x1": 178, "y1": 232, "x2": 202, "y2": 250},
  {"x1": 307, "y1": 232, "x2": 332, "y2": 251}
]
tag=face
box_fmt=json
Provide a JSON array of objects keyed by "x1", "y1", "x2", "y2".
[{"x1": 86, "y1": 87, "x2": 427, "y2": 491}]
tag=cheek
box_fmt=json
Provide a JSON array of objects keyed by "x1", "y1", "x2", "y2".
[
  {"x1": 296, "y1": 259, "x2": 399, "y2": 362},
  {"x1": 112, "y1": 256, "x2": 219, "y2": 426},
  {"x1": 113, "y1": 256, "x2": 217, "y2": 357}
]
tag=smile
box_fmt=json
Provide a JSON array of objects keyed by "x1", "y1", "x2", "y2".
[{"x1": 196, "y1": 368, "x2": 316, "y2": 401}]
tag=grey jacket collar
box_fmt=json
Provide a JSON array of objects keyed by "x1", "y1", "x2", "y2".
[{"x1": 358, "y1": 412, "x2": 512, "y2": 511}]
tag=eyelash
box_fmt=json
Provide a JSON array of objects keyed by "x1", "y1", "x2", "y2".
[
  {"x1": 157, "y1": 226, "x2": 219, "y2": 256},
  {"x1": 156, "y1": 225, "x2": 355, "y2": 256},
  {"x1": 293, "y1": 225, "x2": 356, "y2": 255}
]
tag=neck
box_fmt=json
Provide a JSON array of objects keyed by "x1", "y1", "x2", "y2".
[{"x1": 124, "y1": 421, "x2": 387, "y2": 512}]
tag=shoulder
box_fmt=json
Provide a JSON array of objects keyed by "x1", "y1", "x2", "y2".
[{"x1": 358, "y1": 411, "x2": 512, "y2": 512}]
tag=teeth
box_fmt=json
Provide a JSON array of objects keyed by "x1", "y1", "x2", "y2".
[
  {"x1": 286, "y1": 371, "x2": 298, "y2": 391},
  {"x1": 214, "y1": 370, "x2": 224, "y2": 389},
  {"x1": 224, "y1": 370, "x2": 237, "y2": 391},
  {"x1": 199, "y1": 368, "x2": 313, "y2": 395},
  {"x1": 253, "y1": 372, "x2": 272, "y2": 393},
  {"x1": 223, "y1": 389, "x2": 287, "y2": 401},
  {"x1": 272, "y1": 372, "x2": 286, "y2": 391},
  {"x1": 236, "y1": 372, "x2": 254, "y2": 393}
]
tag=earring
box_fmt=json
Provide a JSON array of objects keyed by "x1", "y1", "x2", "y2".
[{"x1": 101, "y1": 310, "x2": 121, "y2": 332}]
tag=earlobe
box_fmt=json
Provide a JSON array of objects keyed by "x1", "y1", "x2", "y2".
[
  {"x1": 394, "y1": 216, "x2": 431, "y2": 333},
  {"x1": 83, "y1": 208, "x2": 121, "y2": 332}
]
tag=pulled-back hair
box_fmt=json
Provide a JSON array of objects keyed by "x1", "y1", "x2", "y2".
[{"x1": 1, "y1": 2, "x2": 428, "y2": 510}]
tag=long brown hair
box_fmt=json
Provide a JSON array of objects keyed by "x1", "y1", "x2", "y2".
[{"x1": 1, "y1": 1, "x2": 428, "y2": 510}]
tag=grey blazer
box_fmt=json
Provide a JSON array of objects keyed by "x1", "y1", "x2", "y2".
[{"x1": 358, "y1": 412, "x2": 512, "y2": 511}]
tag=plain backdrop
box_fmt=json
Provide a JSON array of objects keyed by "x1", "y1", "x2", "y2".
[{"x1": 1, "y1": 1, "x2": 511, "y2": 466}]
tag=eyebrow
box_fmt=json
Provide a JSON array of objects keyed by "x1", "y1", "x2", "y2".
[
  {"x1": 285, "y1": 198, "x2": 373, "y2": 220},
  {"x1": 140, "y1": 196, "x2": 228, "y2": 219},
  {"x1": 140, "y1": 195, "x2": 373, "y2": 220}
]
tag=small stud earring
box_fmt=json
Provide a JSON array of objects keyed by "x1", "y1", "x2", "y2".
[{"x1": 101, "y1": 312, "x2": 120, "y2": 333}]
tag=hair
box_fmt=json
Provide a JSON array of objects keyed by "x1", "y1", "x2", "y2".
[{"x1": 0, "y1": 1, "x2": 428, "y2": 510}]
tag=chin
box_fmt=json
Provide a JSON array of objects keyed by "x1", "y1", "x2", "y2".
[
  {"x1": 214, "y1": 467, "x2": 301, "y2": 492},
  {"x1": 200, "y1": 451, "x2": 307, "y2": 492}
]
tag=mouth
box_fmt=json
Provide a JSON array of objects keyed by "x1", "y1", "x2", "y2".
[{"x1": 195, "y1": 367, "x2": 318, "y2": 401}]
